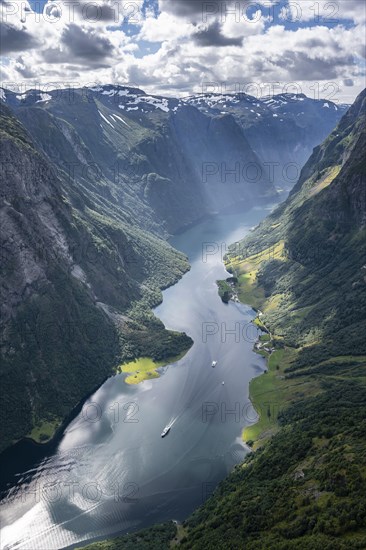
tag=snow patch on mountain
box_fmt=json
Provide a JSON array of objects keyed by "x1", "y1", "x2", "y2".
[
  {"x1": 36, "y1": 93, "x2": 52, "y2": 103},
  {"x1": 116, "y1": 94, "x2": 174, "y2": 113},
  {"x1": 99, "y1": 111, "x2": 114, "y2": 128},
  {"x1": 111, "y1": 113, "x2": 131, "y2": 127},
  {"x1": 101, "y1": 88, "x2": 132, "y2": 97}
]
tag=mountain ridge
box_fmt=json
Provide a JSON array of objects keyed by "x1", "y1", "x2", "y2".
[
  {"x1": 1, "y1": 84, "x2": 347, "y2": 192},
  {"x1": 176, "y1": 88, "x2": 366, "y2": 549}
]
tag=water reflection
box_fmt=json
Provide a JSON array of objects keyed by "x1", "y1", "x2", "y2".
[{"x1": 0, "y1": 207, "x2": 275, "y2": 549}]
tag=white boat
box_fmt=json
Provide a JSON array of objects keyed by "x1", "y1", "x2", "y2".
[
  {"x1": 161, "y1": 426, "x2": 171, "y2": 438},
  {"x1": 222, "y1": 381, "x2": 225, "y2": 385},
  {"x1": 211, "y1": 361, "x2": 217, "y2": 367}
]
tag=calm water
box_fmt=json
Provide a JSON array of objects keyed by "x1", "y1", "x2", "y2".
[{"x1": 0, "y1": 205, "x2": 277, "y2": 549}]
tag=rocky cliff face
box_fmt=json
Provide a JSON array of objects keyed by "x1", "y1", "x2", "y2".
[
  {"x1": 0, "y1": 103, "x2": 74, "y2": 323},
  {"x1": 290, "y1": 88, "x2": 366, "y2": 228},
  {"x1": 0, "y1": 102, "x2": 191, "y2": 451},
  {"x1": 226, "y1": 88, "x2": 366, "y2": 357},
  {"x1": 3, "y1": 86, "x2": 276, "y2": 235},
  {"x1": 185, "y1": 92, "x2": 348, "y2": 189}
]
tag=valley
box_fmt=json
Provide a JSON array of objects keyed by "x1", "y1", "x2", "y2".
[
  {"x1": 0, "y1": 84, "x2": 343, "y2": 453},
  {"x1": 1, "y1": 1, "x2": 365, "y2": 548},
  {"x1": 75, "y1": 88, "x2": 365, "y2": 550},
  {"x1": 0, "y1": 206, "x2": 276, "y2": 550},
  {"x1": 0, "y1": 85, "x2": 364, "y2": 550}
]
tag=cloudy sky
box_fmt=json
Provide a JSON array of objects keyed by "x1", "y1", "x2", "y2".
[{"x1": 1, "y1": 0, "x2": 365, "y2": 102}]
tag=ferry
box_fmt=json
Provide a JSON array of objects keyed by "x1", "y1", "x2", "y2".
[{"x1": 161, "y1": 426, "x2": 171, "y2": 438}]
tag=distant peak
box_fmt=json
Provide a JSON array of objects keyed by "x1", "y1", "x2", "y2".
[{"x1": 87, "y1": 84, "x2": 146, "y2": 96}]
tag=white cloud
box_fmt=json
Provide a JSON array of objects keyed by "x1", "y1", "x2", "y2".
[
  {"x1": 221, "y1": 9, "x2": 266, "y2": 38},
  {"x1": 281, "y1": 0, "x2": 366, "y2": 24},
  {"x1": 0, "y1": 0, "x2": 364, "y2": 103},
  {"x1": 138, "y1": 12, "x2": 194, "y2": 42}
]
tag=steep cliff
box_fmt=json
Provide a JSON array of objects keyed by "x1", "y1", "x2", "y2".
[
  {"x1": 0, "y1": 103, "x2": 191, "y2": 451},
  {"x1": 4, "y1": 86, "x2": 276, "y2": 235},
  {"x1": 185, "y1": 92, "x2": 348, "y2": 188}
]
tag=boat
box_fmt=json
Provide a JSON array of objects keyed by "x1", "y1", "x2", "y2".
[
  {"x1": 161, "y1": 426, "x2": 171, "y2": 438},
  {"x1": 222, "y1": 381, "x2": 225, "y2": 385},
  {"x1": 211, "y1": 361, "x2": 217, "y2": 367}
]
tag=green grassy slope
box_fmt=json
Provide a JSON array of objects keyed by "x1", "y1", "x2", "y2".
[{"x1": 177, "y1": 89, "x2": 366, "y2": 548}]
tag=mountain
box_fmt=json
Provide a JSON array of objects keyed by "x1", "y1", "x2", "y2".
[
  {"x1": 165, "y1": 90, "x2": 365, "y2": 548},
  {"x1": 1, "y1": 85, "x2": 275, "y2": 235},
  {"x1": 226, "y1": 88, "x2": 366, "y2": 360},
  {"x1": 185, "y1": 92, "x2": 348, "y2": 188},
  {"x1": 0, "y1": 83, "x2": 279, "y2": 452},
  {"x1": 70, "y1": 90, "x2": 366, "y2": 550},
  {"x1": 0, "y1": 101, "x2": 192, "y2": 451}
]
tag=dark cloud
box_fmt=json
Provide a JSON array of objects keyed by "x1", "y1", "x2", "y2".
[
  {"x1": 40, "y1": 23, "x2": 114, "y2": 68},
  {"x1": 297, "y1": 38, "x2": 328, "y2": 49},
  {"x1": 61, "y1": 24, "x2": 114, "y2": 61},
  {"x1": 0, "y1": 23, "x2": 39, "y2": 54},
  {"x1": 275, "y1": 50, "x2": 354, "y2": 80},
  {"x1": 160, "y1": 0, "x2": 233, "y2": 20},
  {"x1": 193, "y1": 22, "x2": 243, "y2": 47},
  {"x1": 160, "y1": 0, "x2": 207, "y2": 16},
  {"x1": 42, "y1": 47, "x2": 111, "y2": 69},
  {"x1": 42, "y1": 47, "x2": 65, "y2": 64}
]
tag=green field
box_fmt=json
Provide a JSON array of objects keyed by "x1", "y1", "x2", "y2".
[
  {"x1": 28, "y1": 417, "x2": 62, "y2": 443},
  {"x1": 117, "y1": 351, "x2": 188, "y2": 384},
  {"x1": 243, "y1": 345, "x2": 320, "y2": 448}
]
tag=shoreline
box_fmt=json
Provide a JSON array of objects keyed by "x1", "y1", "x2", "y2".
[
  {"x1": 0, "y1": 375, "x2": 109, "y2": 495},
  {"x1": 2, "y1": 200, "x2": 277, "y2": 458},
  {"x1": 116, "y1": 349, "x2": 190, "y2": 385},
  {"x1": 0, "y1": 271, "x2": 194, "y2": 491},
  {"x1": 218, "y1": 253, "x2": 310, "y2": 451},
  {"x1": 216, "y1": 273, "x2": 284, "y2": 450}
]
